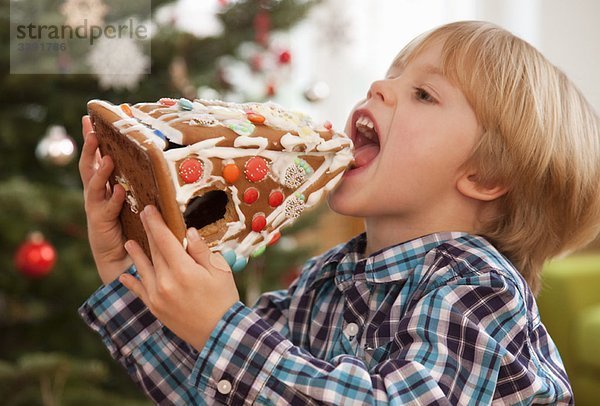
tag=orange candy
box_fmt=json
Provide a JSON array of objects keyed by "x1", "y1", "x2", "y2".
[
  {"x1": 246, "y1": 112, "x2": 266, "y2": 124},
  {"x1": 120, "y1": 104, "x2": 133, "y2": 117},
  {"x1": 222, "y1": 163, "x2": 241, "y2": 184}
]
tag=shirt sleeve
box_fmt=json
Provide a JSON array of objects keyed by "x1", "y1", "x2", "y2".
[
  {"x1": 189, "y1": 271, "x2": 567, "y2": 405},
  {"x1": 79, "y1": 266, "x2": 202, "y2": 405}
]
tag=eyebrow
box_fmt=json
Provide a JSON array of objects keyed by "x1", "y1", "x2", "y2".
[{"x1": 418, "y1": 64, "x2": 444, "y2": 77}]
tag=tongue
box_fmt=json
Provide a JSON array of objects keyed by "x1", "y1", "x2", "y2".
[{"x1": 353, "y1": 144, "x2": 380, "y2": 168}]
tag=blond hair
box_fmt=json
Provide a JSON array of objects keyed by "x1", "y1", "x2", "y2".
[{"x1": 394, "y1": 21, "x2": 600, "y2": 295}]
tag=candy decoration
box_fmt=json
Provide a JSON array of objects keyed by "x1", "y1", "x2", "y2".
[
  {"x1": 222, "y1": 249, "x2": 248, "y2": 272},
  {"x1": 295, "y1": 158, "x2": 314, "y2": 175},
  {"x1": 178, "y1": 158, "x2": 204, "y2": 183},
  {"x1": 120, "y1": 104, "x2": 133, "y2": 117},
  {"x1": 222, "y1": 250, "x2": 237, "y2": 267},
  {"x1": 244, "y1": 157, "x2": 269, "y2": 182},
  {"x1": 243, "y1": 187, "x2": 259, "y2": 204},
  {"x1": 268, "y1": 190, "x2": 284, "y2": 207},
  {"x1": 285, "y1": 193, "x2": 305, "y2": 219},
  {"x1": 159, "y1": 98, "x2": 177, "y2": 106},
  {"x1": 153, "y1": 129, "x2": 167, "y2": 141},
  {"x1": 226, "y1": 121, "x2": 255, "y2": 136},
  {"x1": 246, "y1": 112, "x2": 266, "y2": 124},
  {"x1": 14, "y1": 232, "x2": 57, "y2": 278},
  {"x1": 178, "y1": 98, "x2": 194, "y2": 111},
  {"x1": 232, "y1": 257, "x2": 247, "y2": 272},
  {"x1": 268, "y1": 231, "x2": 281, "y2": 246},
  {"x1": 324, "y1": 121, "x2": 333, "y2": 130},
  {"x1": 222, "y1": 164, "x2": 241, "y2": 184},
  {"x1": 299, "y1": 126, "x2": 319, "y2": 139},
  {"x1": 284, "y1": 165, "x2": 305, "y2": 188},
  {"x1": 252, "y1": 245, "x2": 266, "y2": 258},
  {"x1": 284, "y1": 159, "x2": 313, "y2": 188},
  {"x1": 191, "y1": 117, "x2": 218, "y2": 127},
  {"x1": 252, "y1": 213, "x2": 267, "y2": 232}
]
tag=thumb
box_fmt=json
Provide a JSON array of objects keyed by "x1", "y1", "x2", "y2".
[{"x1": 186, "y1": 228, "x2": 231, "y2": 273}]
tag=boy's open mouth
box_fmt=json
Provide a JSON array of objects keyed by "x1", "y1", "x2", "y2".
[{"x1": 350, "y1": 112, "x2": 380, "y2": 170}]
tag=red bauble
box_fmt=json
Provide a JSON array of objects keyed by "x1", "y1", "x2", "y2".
[
  {"x1": 278, "y1": 50, "x2": 292, "y2": 65},
  {"x1": 15, "y1": 233, "x2": 57, "y2": 278}
]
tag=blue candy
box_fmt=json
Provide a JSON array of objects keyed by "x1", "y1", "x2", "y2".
[
  {"x1": 178, "y1": 98, "x2": 193, "y2": 111},
  {"x1": 232, "y1": 257, "x2": 248, "y2": 273},
  {"x1": 222, "y1": 250, "x2": 237, "y2": 267}
]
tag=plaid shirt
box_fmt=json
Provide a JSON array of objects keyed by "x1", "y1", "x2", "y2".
[{"x1": 80, "y1": 232, "x2": 573, "y2": 405}]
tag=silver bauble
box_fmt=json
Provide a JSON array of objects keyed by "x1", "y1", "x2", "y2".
[
  {"x1": 35, "y1": 125, "x2": 77, "y2": 166},
  {"x1": 304, "y1": 81, "x2": 330, "y2": 103}
]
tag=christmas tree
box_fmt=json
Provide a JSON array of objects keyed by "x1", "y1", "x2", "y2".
[{"x1": 0, "y1": 0, "x2": 319, "y2": 403}]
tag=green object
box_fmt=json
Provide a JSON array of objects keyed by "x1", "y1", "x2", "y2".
[{"x1": 538, "y1": 254, "x2": 600, "y2": 406}]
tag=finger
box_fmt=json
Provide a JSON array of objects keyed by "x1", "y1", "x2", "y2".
[
  {"x1": 82, "y1": 115, "x2": 93, "y2": 141},
  {"x1": 186, "y1": 227, "x2": 231, "y2": 273},
  {"x1": 141, "y1": 205, "x2": 193, "y2": 269},
  {"x1": 86, "y1": 155, "x2": 114, "y2": 203},
  {"x1": 119, "y1": 273, "x2": 150, "y2": 304},
  {"x1": 124, "y1": 240, "x2": 156, "y2": 292},
  {"x1": 79, "y1": 131, "x2": 100, "y2": 186},
  {"x1": 139, "y1": 207, "x2": 170, "y2": 271},
  {"x1": 106, "y1": 183, "x2": 126, "y2": 217}
]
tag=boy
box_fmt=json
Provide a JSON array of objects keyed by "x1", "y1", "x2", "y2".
[{"x1": 79, "y1": 21, "x2": 600, "y2": 404}]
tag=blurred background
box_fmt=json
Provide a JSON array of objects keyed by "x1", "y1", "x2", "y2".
[{"x1": 1, "y1": 0, "x2": 599, "y2": 404}]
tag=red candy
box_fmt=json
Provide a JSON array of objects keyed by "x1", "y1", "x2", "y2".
[
  {"x1": 244, "y1": 157, "x2": 269, "y2": 182},
  {"x1": 120, "y1": 104, "x2": 133, "y2": 117},
  {"x1": 268, "y1": 231, "x2": 281, "y2": 246},
  {"x1": 159, "y1": 98, "x2": 177, "y2": 106},
  {"x1": 178, "y1": 158, "x2": 204, "y2": 183},
  {"x1": 247, "y1": 112, "x2": 266, "y2": 124},
  {"x1": 268, "y1": 190, "x2": 284, "y2": 207},
  {"x1": 243, "y1": 187, "x2": 259, "y2": 204},
  {"x1": 252, "y1": 213, "x2": 267, "y2": 232},
  {"x1": 324, "y1": 121, "x2": 333, "y2": 130}
]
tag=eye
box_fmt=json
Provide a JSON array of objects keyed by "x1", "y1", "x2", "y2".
[{"x1": 414, "y1": 87, "x2": 437, "y2": 104}]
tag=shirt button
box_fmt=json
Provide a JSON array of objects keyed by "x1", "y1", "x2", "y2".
[
  {"x1": 217, "y1": 379, "x2": 232, "y2": 395},
  {"x1": 345, "y1": 322, "x2": 360, "y2": 337}
]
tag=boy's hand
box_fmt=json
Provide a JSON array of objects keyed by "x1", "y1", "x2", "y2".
[
  {"x1": 79, "y1": 116, "x2": 132, "y2": 284},
  {"x1": 119, "y1": 205, "x2": 239, "y2": 352}
]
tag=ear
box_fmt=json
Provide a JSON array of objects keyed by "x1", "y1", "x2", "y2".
[{"x1": 456, "y1": 172, "x2": 508, "y2": 202}]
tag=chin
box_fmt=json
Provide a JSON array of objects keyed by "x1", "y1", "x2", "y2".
[{"x1": 327, "y1": 187, "x2": 365, "y2": 218}]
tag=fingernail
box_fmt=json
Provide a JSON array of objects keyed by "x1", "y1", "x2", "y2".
[{"x1": 187, "y1": 227, "x2": 199, "y2": 241}]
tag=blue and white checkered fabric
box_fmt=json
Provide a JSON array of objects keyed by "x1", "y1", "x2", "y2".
[{"x1": 80, "y1": 232, "x2": 573, "y2": 405}]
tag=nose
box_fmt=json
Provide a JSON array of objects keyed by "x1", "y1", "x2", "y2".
[{"x1": 367, "y1": 79, "x2": 395, "y2": 105}]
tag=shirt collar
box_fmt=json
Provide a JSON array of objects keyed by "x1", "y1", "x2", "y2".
[{"x1": 308, "y1": 231, "x2": 469, "y2": 291}]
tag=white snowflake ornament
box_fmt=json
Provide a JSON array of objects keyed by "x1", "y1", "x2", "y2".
[{"x1": 87, "y1": 36, "x2": 150, "y2": 90}]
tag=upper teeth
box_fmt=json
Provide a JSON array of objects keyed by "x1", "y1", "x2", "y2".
[{"x1": 356, "y1": 115, "x2": 377, "y2": 141}]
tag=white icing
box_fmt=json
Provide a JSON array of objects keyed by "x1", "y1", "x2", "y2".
[
  {"x1": 280, "y1": 132, "x2": 306, "y2": 152},
  {"x1": 233, "y1": 136, "x2": 268, "y2": 150}
]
